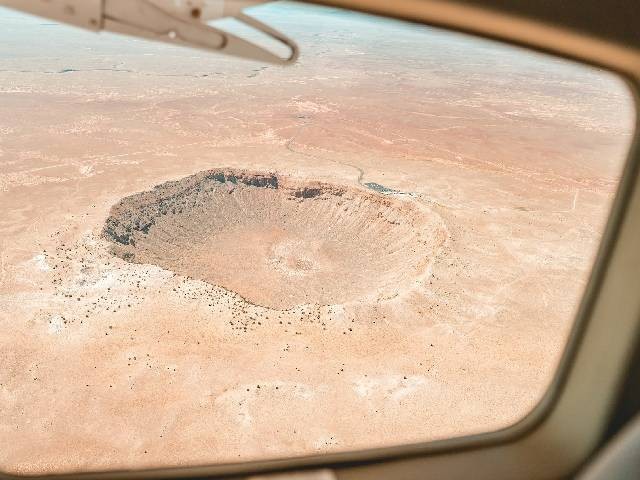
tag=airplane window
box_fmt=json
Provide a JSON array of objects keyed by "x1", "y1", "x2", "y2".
[{"x1": 0, "y1": 1, "x2": 635, "y2": 475}]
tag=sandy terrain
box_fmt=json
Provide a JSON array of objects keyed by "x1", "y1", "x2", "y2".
[{"x1": 0, "y1": 2, "x2": 635, "y2": 476}]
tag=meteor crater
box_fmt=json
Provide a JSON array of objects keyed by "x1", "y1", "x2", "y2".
[{"x1": 103, "y1": 169, "x2": 447, "y2": 310}]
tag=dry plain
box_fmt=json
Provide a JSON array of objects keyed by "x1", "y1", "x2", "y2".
[{"x1": 0, "y1": 3, "x2": 635, "y2": 475}]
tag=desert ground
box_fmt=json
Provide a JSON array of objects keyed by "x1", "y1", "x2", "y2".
[{"x1": 0, "y1": 2, "x2": 635, "y2": 475}]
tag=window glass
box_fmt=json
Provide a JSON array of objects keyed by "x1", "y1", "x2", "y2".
[{"x1": 0, "y1": 1, "x2": 634, "y2": 475}]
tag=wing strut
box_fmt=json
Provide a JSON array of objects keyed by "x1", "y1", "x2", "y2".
[{"x1": 0, "y1": 0, "x2": 298, "y2": 65}]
